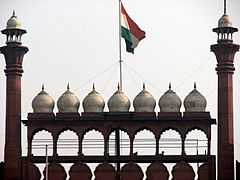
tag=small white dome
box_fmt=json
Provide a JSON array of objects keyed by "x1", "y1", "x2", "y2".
[
  {"x1": 82, "y1": 84, "x2": 105, "y2": 112},
  {"x1": 32, "y1": 85, "x2": 55, "y2": 113},
  {"x1": 6, "y1": 11, "x2": 22, "y2": 29},
  {"x1": 107, "y1": 84, "x2": 130, "y2": 112},
  {"x1": 159, "y1": 83, "x2": 182, "y2": 112},
  {"x1": 57, "y1": 84, "x2": 80, "y2": 113},
  {"x1": 133, "y1": 83, "x2": 156, "y2": 112},
  {"x1": 184, "y1": 83, "x2": 207, "y2": 112},
  {"x1": 218, "y1": 14, "x2": 232, "y2": 28}
]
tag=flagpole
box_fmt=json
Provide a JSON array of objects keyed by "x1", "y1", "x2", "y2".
[
  {"x1": 116, "y1": 1, "x2": 122, "y2": 179},
  {"x1": 119, "y1": 0, "x2": 123, "y2": 90}
]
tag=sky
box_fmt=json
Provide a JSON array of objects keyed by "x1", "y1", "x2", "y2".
[{"x1": 0, "y1": 0, "x2": 240, "y2": 171}]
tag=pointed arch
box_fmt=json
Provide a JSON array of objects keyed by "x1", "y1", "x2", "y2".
[
  {"x1": 108, "y1": 129, "x2": 130, "y2": 156},
  {"x1": 57, "y1": 129, "x2": 79, "y2": 156},
  {"x1": 159, "y1": 129, "x2": 182, "y2": 155},
  {"x1": 185, "y1": 129, "x2": 208, "y2": 155},
  {"x1": 32, "y1": 129, "x2": 53, "y2": 156},
  {"x1": 82, "y1": 129, "x2": 104, "y2": 156},
  {"x1": 133, "y1": 129, "x2": 156, "y2": 155}
]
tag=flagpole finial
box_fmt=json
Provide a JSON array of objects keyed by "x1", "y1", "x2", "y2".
[{"x1": 224, "y1": 0, "x2": 227, "y2": 14}]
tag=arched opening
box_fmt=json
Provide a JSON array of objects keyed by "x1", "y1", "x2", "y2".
[
  {"x1": 32, "y1": 130, "x2": 53, "y2": 156},
  {"x1": 159, "y1": 129, "x2": 182, "y2": 155},
  {"x1": 57, "y1": 130, "x2": 79, "y2": 156},
  {"x1": 87, "y1": 163, "x2": 108, "y2": 180},
  {"x1": 185, "y1": 129, "x2": 208, "y2": 155},
  {"x1": 82, "y1": 130, "x2": 104, "y2": 156},
  {"x1": 190, "y1": 162, "x2": 203, "y2": 180},
  {"x1": 34, "y1": 164, "x2": 45, "y2": 180},
  {"x1": 133, "y1": 129, "x2": 156, "y2": 155},
  {"x1": 165, "y1": 163, "x2": 175, "y2": 180},
  {"x1": 108, "y1": 130, "x2": 130, "y2": 156},
  {"x1": 61, "y1": 163, "x2": 73, "y2": 180}
]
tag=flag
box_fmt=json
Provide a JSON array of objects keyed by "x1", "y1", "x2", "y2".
[{"x1": 121, "y1": 3, "x2": 145, "y2": 53}]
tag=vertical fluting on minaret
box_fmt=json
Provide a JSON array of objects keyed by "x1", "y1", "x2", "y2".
[
  {"x1": 211, "y1": 2, "x2": 239, "y2": 179},
  {"x1": 0, "y1": 11, "x2": 28, "y2": 180}
]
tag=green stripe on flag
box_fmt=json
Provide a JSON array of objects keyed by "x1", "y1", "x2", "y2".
[{"x1": 121, "y1": 26, "x2": 132, "y2": 42}]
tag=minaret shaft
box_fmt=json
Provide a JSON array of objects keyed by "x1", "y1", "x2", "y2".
[
  {"x1": 211, "y1": 42, "x2": 239, "y2": 180},
  {"x1": 1, "y1": 45, "x2": 28, "y2": 180}
]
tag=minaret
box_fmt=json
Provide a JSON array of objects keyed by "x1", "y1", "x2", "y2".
[
  {"x1": 0, "y1": 11, "x2": 28, "y2": 180},
  {"x1": 211, "y1": 1, "x2": 239, "y2": 179}
]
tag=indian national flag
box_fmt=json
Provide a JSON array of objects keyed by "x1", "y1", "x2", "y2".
[{"x1": 121, "y1": 3, "x2": 145, "y2": 53}]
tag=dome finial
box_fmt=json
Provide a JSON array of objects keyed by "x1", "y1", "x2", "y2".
[
  {"x1": 12, "y1": 10, "x2": 16, "y2": 17},
  {"x1": 143, "y1": 83, "x2": 145, "y2": 90},
  {"x1": 117, "y1": 83, "x2": 120, "y2": 91},
  {"x1": 169, "y1": 82, "x2": 171, "y2": 90},
  {"x1": 194, "y1": 82, "x2": 197, "y2": 89},
  {"x1": 67, "y1": 83, "x2": 70, "y2": 90},
  {"x1": 92, "y1": 83, "x2": 95, "y2": 91},
  {"x1": 42, "y1": 84, "x2": 45, "y2": 91}
]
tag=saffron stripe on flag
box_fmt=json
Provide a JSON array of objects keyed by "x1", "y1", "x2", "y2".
[{"x1": 120, "y1": 2, "x2": 145, "y2": 53}]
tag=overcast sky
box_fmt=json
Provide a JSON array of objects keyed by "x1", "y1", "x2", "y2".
[{"x1": 0, "y1": 0, "x2": 240, "y2": 164}]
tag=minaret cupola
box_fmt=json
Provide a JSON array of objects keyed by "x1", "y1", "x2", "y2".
[
  {"x1": 1, "y1": 11, "x2": 26, "y2": 45},
  {"x1": 213, "y1": 1, "x2": 238, "y2": 43}
]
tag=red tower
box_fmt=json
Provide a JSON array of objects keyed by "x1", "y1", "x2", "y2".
[
  {"x1": 0, "y1": 11, "x2": 28, "y2": 180},
  {"x1": 211, "y1": 9, "x2": 239, "y2": 180}
]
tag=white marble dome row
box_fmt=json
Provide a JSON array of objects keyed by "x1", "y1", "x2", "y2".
[{"x1": 32, "y1": 83, "x2": 207, "y2": 113}]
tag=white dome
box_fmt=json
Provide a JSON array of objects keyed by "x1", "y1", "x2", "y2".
[
  {"x1": 159, "y1": 84, "x2": 182, "y2": 112},
  {"x1": 184, "y1": 83, "x2": 207, "y2": 112},
  {"x1": 6, "y1": 11, "x2": 22, "y2": 29},
  {"x1": 57, "y1": 84, "x2": 80, "y2": 113},
  {"x1": 133, "y1": 84, "x2": 156, "y2": 112},
  {"x1": 82, "y1": 84, "x2": 105, "y2": 112},
  {"x1": 32, "y1": 85, "x2": 55, "y2": 113},
  {"x1": 107, "y1": 84, "x2": 130, "y2": 112},
  {"x1": 218, "y1": 14, "x2": 232, "y2": 28}
]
